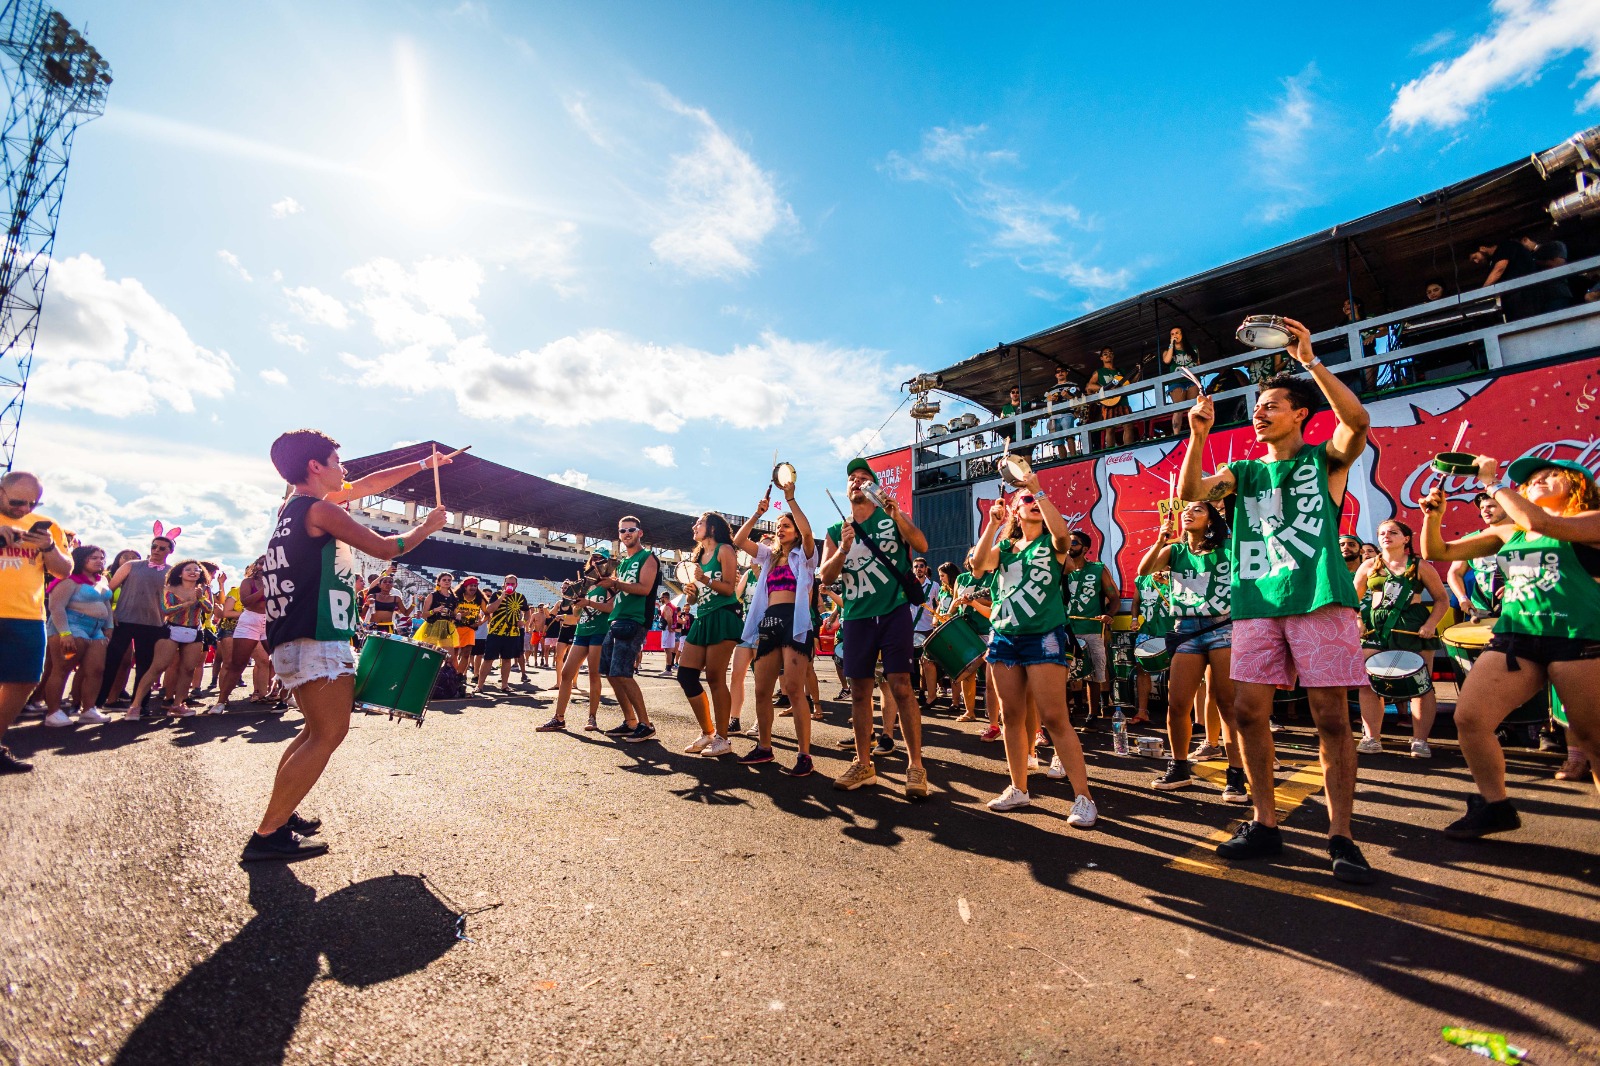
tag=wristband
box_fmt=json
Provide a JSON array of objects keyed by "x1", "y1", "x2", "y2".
[
  {"x1": 1034, "y1": 490, "x2": 1049, "y2": 502},
  {"x1": 395, "y1": 536, "x2": 406, "y2": 554},
  {"x1": 58, "y1": 631, "x2": 71, "y2": 639}
]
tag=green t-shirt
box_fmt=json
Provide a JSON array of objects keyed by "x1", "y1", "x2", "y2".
[
  {"x1": 1001, "y1": 403, "x2": 1018, "y2": 417},
  {"x1": 1226, "y1": 441, "x2": 1360, "y2": 620},
  {"x1": 607, "y1": 547, "x2": 656, "y2": 625},
  {"x1": 695, "y1": 548, "x2": 739, "y2": 615},
  {"x1": 1135, "y1": 574, "x2": 1173, "y2": 638},
  {"x1": 574, "y1": 602, "x2": 609, "y2": 638},
  {"x1": 1493, "y1": 530, "x2": 1600, "y2": 641},
  {"x1": 991, "y1": 533, "x2": 1067, "y2": 636},
  {"x1": 1467, "y1": 554, "x2": 1502, "y2": 614},
  {"x1": 1092, "y1": 367, "x2": 1127, "y2": 390},
  {"x1": 1167, "y1": 543, "x2": 1231, "y2": 618},
  {"x1": 827, "y1": 507, "x2": 910, "y2": 621},
  {"x1": 1062, "y1": 560, "x2": 1107, "y2": 635}
]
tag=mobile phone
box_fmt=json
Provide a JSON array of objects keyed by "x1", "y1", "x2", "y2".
[{"x1": 29, "y1": 520, "x2": 51, "y2": 535}]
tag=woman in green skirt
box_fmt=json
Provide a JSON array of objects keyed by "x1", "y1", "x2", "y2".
[{"x1": 678, "y1": 512, "x2": 744, "y2": 758}]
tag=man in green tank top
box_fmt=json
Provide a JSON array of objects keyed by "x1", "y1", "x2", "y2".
[
  {"x1": 819, "y1": 458, "x2": 930, "y2": 798},
  {"x1": 1446, "y1": 492, "x2": 1508, "y2": 624},
  {"x1": 1062, "y1": 531, "x2": 1119, "y2": 718},
  {"x1": 594, "y1": 515, "x2": 660, "y2": 744},
  {"x1": 1178, "y1": 315, "x2": 1377, "y2": 886}
]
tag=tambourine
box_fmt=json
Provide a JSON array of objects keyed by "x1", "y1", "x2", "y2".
[
  {"x1": 1431, "y1": 452, "x2": 1478, "y2": 475},
  {"x1": 998, "y1": 452, "x2": 1033, "y2": 487},
  {"x1": 675, "y1": 558, "x2": 698, "y2": 586},
  {"x1": 1236, "y1": 314, "x2": 1293, "y2": 350},
  {"x1": 772, "y1": 461, "x2": 797, "y2": 491}
]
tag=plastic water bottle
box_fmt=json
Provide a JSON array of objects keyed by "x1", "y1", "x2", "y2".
[{"x1": 1112, "y1": 708, "x2": 1128, "y2": 756}]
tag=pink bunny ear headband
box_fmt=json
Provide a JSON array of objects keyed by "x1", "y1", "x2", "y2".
[{"x1": 152, "y1": 520, "x2": 183, "y2": 541}]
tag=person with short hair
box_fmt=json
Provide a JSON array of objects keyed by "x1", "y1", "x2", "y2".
[
  {"x1": 1062, "y1": 530, "x2": 1118, "y2": 719},
  {"x1": 1085, "y1": 347, "x2": 1136, "y2": 448},
  {"x1": 0, "y1": 471, "x2": 73, "y2": 768},
  {"x1": 96, "y1": 533, "x2": 175, "y2": 710},
  {"x1": 479, "y1": 575, "x2": 529, "y2": 695},
  {"x1": 1446, "y1": 492, "x2": 1508, "y2": 625},
  {"x1": 1339, "y1": 534, "x2": 1363, "y2": 574},
  {"x1": 242, "y1": 428, "x2": 447, "y2": 861},
  {"x1": 1178, "y1": 316, "x2": 1378, "y2": 885},
  {"x1": 910, "y1": 557, "x2": 937, "y2": 710},
  {"x1": 593, "y1": 516, "x2": 659, "y2": 743}
]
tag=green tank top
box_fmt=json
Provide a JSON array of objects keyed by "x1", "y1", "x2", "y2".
[
  {"x1": 1493, "y1": 530, "x2": 1600, "y2": 641},
  {"x1": 1167, "y1": 542, "x2": 1231, "y2": 617},
  {"x1": 1227, "y1": 441, "x2": 1360, "y2": 620},
  {"x1": 991, "y1": 533, "x2": 1067, "y2": 636},
  {"x1": 695, "y1": 548, "x2": 738, "y2": 614},
  {"x1": 1136, "y1": 574, "x2": 1173, "y2": 637},
  {"x1": 1062, "y1": 560, "x2": 1107, "y2": 635},
  {"x1": 607, "y1": 548, "x2": 655, "y2": 624},
  {"x1": 827, "y1": 507, "x2": 910, "y2": 621},
  {"x1": 1468, "y1": 555, "x2": 1501, "y2": 614},
  {"x1": 575, "y1": 603, "x2": 609, "y2": 638}
]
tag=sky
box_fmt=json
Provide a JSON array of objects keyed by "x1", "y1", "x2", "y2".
[{"x1": 12, "y1": 0, "x2": 1600, "y2": 571}]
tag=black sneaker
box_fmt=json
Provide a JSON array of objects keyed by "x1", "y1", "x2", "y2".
[
  {"x1": 241, "y1": 825, "x2": 328, "y2": 863},
  {"x1": 1444, "y1": 795, "x2": 1522, "y2": 841},
  {"x1": 622, "y1": 722, "x2": 657, "y2": 743},
  {"x1": 875, "y1": 732, "x2": 896, "y2": 756},
  {"x1": 774, "y1": 694, "x2": 791, "y2": 709},
  {"x1": 1328, "y1": 835, "x2": 1377, "y2": 885},
  {"x1": 286, "y1": 811, "x2": 322, "y2": 836},
  {"x1": 838, "y1": 731, "x2": 862, "y2": 749},
  {"x1": 1215, "y1": 820, "x2": 1283, "y2": 860},
  {"x1": 602, "y1": 720, "x2": 634, "y2": 736},
  {"x1": 728, "y1": 717, "x2": 742, "y2": 734},
  {"x1": 0, "y1": 746, "x2": 33, "y2": 774},
  {"x1": 1152, "y1": 759, "x2": 1194, "y2": 791},
  {"x1": 738, "y1": 746, "x2": 774, "y2": 765},
  {"x1": 1221, "y1": 766, "x2": 1250, "y2": 805},
  {"x1": 535, "y1": 716, "x2": 566, "y2": 732},
  {"x1": 785, "y1": 753, "x2": 814, "y2": 777}
]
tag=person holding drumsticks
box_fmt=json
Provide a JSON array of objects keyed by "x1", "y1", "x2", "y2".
[
  {"x1": 243, "y1": 429, "x2": 447, "y2": 862},
  {"x1": 676, "y1": 512, "x2": 744, "y2": 757},
  {"x1": 1421, "y1": 456, "x2": 1600, "y2": 838},
  {"x1": 1177, "y1": 318, "x2": 1377, "y2": 886},
  {"x1": 971, "y1": 475, "x2": 1099, "y2": 825},
  {"x1": 731, "y1": 485, "x2": 819, "y2": 773},
  {"x1": 1353, "y1": 519, "x2": 1449, "y2": 758}
]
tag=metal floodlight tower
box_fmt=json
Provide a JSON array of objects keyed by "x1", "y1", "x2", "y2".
[{"x1": 0, "y1": 0, "x2": 109, "y2": 472}]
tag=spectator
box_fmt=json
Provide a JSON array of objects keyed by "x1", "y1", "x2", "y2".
[
  {"x1": 1424, "y1": 280, "x2": 1446, "y2": 302},
  {"x1": 1085, "y1": 347, "x2": 1136, "y2": 448},
  {"x1": 1471, "y1": 238, "x2": 1567, "y2": 316},
  {"x1": 96, "y1": 532, "x2": 175, "y2": 710},
  {"x1": 1161, "y1": 327, "x2": 1202, "y2": 435},
  {"x1": 0, "y1": 471, "x2": 72, "y2": 772},
  {"x1": 1521, "y1": 233, "x2": 1567, "y2": 268},
  {"x1": 128, "y1": 559, "x2": 212, "y2": 717},
  {"x1": 42, "y1": 544, "x2": 114, "y2": 727}
]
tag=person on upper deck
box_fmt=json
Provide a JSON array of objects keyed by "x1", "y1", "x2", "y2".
[{"x1": 1084, "y1": 347, "x2": 1136, "y2": 449}]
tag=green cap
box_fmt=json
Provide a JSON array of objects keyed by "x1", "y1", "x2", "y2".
[
  {"x1": 1506, "y1": 456, "x2": 1594, "y2": 486},
  {"x1": 590, "y1": 546, "x2": 612, "y2": 559},
  {"x1": 846, "y1": 458, "x2": 878, "y2": 482}
]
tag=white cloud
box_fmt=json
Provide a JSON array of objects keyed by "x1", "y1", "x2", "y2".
[
  {"x1": 217, "y1": 249, "x2": 252, "y2": 282},
  {"x1": 343, "y1": 255, "x2": 482, "y2": 348},
  {"x1": 642, "y1": 444, "x2": 676, "y2": 467},
  {"x1": 1413, "y1": 29, "x2": 1458, "y2": 56},
  {"x1": 270, "y1": 196, "x2": 304, "y2": 219},
  {"x1": 548, "y1": 469, "x2": 590, "y2": 489},
  {"x1": 31, "y1": 254, "x2": 236, "y2": 416},
  {"x1": 259, "y1": 368, "x2": 288, "y2": 385},
  {"x1": 649, "y1": 89, "x2": 796, "y2": 278},
  {"x1": 885, "y1": 125, "x2": 1128, "y2": 292},
  {"x1": 269, "y1": 324, "x2": 307, "y2": 352},
  {"x1": 1388, "y1": 0, "x2": 1600, "y2": 132},
  {"x1": 563, "y1": 92, "x2": 610, "y2": 149},
  {"x1": 495, "y1": 220, "x2": 581, "y2": 297},
  {"x1": 1246, "y1": 66, "x2": 1318, "y2": 223},
  {"x1": 283, "y1": 285, "x2": 351, "y2": 329}
]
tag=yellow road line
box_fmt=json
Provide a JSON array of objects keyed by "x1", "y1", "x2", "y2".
[{"x1": 1171, "y1": 760, "x2": 1600, "y2": 964}]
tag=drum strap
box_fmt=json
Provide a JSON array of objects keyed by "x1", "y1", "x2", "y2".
[
  {"x1": 1365, "y1": 561, "x2": 1421, "y2": 646},
  {"x1": 847, "y1": 519, "x2": 928, "y2": 607}
]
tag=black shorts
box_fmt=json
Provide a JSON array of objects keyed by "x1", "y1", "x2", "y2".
[
  {"x1": 553, "y1": 624, "x2": 576, "y2": 644},
  {"x1": 755, "y1": 602, "x2": 814, "y2": 660},
  {"x1": 841, "y1": 604, "x2": 913, "y2": 680},
  {"x1": 1487, "y1": 632, "x2": 1600, "y2": 669},
  {"x1": 481, "y1": 633, "x2": 525, "y2": 661}
]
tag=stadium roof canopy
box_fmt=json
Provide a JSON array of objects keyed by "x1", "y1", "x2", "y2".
[
  {"x1": 930, "y1": 153, "x2": 1588, "y2": 412},
  {"x1": 341, "y1": 440, "x2": 698, "y2": 551}
]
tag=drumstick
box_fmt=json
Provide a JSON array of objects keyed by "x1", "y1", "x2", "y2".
[
  {"x1": 1179, "y1": 366, "x2": 1205, "y2": 391},
  {"x1": 431, "y1": 445, "x2": 442, "y2": 509},
  {"x1": 1449, "y1": 421, "x2": 1470, "y2": 454},
  {"x1": 440, "y1": 445, "x2": 472, "y2": 461}
]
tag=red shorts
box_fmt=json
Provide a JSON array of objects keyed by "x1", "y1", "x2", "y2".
[{"x1": 1230, "y1": 604, "x2": 1368, "y2": 689}]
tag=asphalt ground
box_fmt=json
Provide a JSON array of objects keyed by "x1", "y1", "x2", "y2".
[{"x1": 2, "y1": 655, "x2": 1598, "y2": 1066}]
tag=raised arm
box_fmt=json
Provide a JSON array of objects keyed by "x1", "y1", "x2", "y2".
[
  {"x1": 969, "y1": 500, "x2": 1007, "y2": 578},
  {"x1": 306, "y1": 499, "x2": 448, "y2": 560},
  {"x1": 1417, "y1": 562, "x2": 1450, "y2": 639},
  {"x1": 881, "y1": 492, "x2": 928, "y2": 553},
  {"x1": 1137, "y1": 512, "x2": 1177, "y2": 577},
  {"x1": 1282, "y1": 317, "x2": 1369, "y2": 468},
  {"x1": 788, "y1": 496, "x2": 815, "y2": 560},
  {"x1": 1419, "y1": 487, "x2": 1508, "y2": 562},
  {"x1": 1026, "y1": 471, "x2": 1071, "y2": 554},
  {"x1": 1474, "y1": 458, "x2": 1600, "y2": 545},
  {"x1": 732, "y1": 497, "x2": 769, "y2": 556},
  {"x1": 1177, "y1": 393, "x2": 1237, "y2": 502},
  {"x1": 325, "y1": 452, "x2": 453, "y2": 506},
  {"x1": 818, "y1": 526, "x2": 853, "y2": 585}
]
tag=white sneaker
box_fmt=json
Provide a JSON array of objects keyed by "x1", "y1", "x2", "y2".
[
  {"x1": 1046, "y1": 754, "x2": 1067, "y2": 780},
  {"x1": 683, "y1": 733, "x2": 715, "y2": 754},
  {"x1": 1067, "y1": 794, "x2": 1098, "y2": 829},
  {"x1": 1410, "y1": 738, "x2": 1432, "y2": 759},
  {"x1": 987, "y1": 785, "x2": 1032, "y2": 811},
  {"x1": 743, "y1": 723, "x2": 760, "y2": 737},
  {"x1": 44, "y1": 709, "x2": 73, "y2": 728},
  {"x1": 705, "y1": 735, "x2": 733, "y2": 757},
  {"x1": 1027, "y1": 755, "x2": 1041, "y2": 772},
  {"x1": 77, "y1": 707, "x2": 109, "y2": 724},
  {"x1": 1356, "y1": 737, "x2": 1383, "y2": 755}
]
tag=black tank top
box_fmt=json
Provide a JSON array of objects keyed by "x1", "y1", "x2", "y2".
[{"x1": 263, "y1": 495, "x2": 358, "y2": 650}]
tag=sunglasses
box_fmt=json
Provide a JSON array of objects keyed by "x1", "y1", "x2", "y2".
[
  {"x1": 618, "y1": 526, "x2": 640, "y2": 534},
  {"x1": 5, "y1": 497, "x2": 40, "y2": 508},
  {"x1": 1018, "y1": 494, "x2": 1037, "y2": 504}
]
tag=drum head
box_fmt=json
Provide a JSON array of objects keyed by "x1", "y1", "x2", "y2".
[
  {"x1": 999, "y1": 454, "x2": 1032, "y2": 486},
  {"x1": 1368, "y1": 650, "x2": 1426, "y2": 678},
  {"x1": 772, "y1": 462, "x2": 797, "y2": 489},
  {"x1": 1236, "y1": 315, "x2": 1292, "y2": 350},
  {"x1": 1442, "y1": 621, "x2": 1495, "y2": 650},
  {"x1": 675, "y1": 559, "x2": 697, "y2": 585}
]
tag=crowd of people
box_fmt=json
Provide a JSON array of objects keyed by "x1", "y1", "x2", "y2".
[{"x1": 1, "y1": 325, "x2": 1594, "y2": 880}]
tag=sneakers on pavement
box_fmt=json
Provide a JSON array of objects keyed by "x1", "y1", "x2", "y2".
[
  {"x1": 875, "y1": 732, "x2": 896, "y2": 756},
  {"x1": 704, "y1": 735, "x2": 733, "y2": 757},
  {"x1": 1152, "y1": 759, "x2": 1194, "y2": 791},
  {"x1": 44, "y1": 709, "x2": 74, "y2": 728},
  {"x1": 1216, "y1": 820, "x2": 1283, "y2": 860},
  {"x1": 622, "y1": 723, "x2": 657, "y2": 743},
  {"x1": 1034, "y1": 729, "x2": 1050, "y2": 750},
  {"x1": 0, "y1": 746, "x2": 33, "y2": 774},
  {"x1": 684, "y1": 733, "x2": 715, "y2": 754},
  {"x1": 784, "y1": 753, "x2": 814, "y2": 777},
  {"x1": 535, "y1": 717, "x2": 566, "y2": 732},
  {"x1": 979, "y1": 725, "x2": 1001, "y2": 743},
  {"x1": 1067, "y1": 794, "x2": 1098, "y2": 829},
  {"x1": 1189, "y1": 742, "x2": 1225, "y2": 761},
  {"x1": 1444, "y1": 795, "x2": 1522, "y2": 840},
  {"x1": 1046, "y1": 754, "x2": 1067, "y2": 779},
  {"x1": 1409, "y1": 738, "x2": 1432, "y2": 759},
  {"x1": 1356, "y1": 736, "x2": 1383, "y2": 755},
  {"x1": 1027, "y1": 754, "x2": 1040, "y2": 772},
  {"x1": 832, "y1": 760, "x2": 877, "y2": 791},
  {"x1": 728, "y1": 718, "x2": 742, "y2": 734},
  {"x1": 1221, "y1": 767, "x2": 1250, "y2": 805},
  {"x1": 602, "y1": 720, "x2": 634, "y2": 736},
  {"x1": 743, "y1": 722, "x2": 761, "y2": 738},
  {"x1": 988, "y1": 785, "x2": 1032, "y2": 811},
  {"x1": 737, "y1": 745, "x2": 774, "y2": 765},
  {"x1": 584, "y1": 717, "x2": 599, "y2": 732},
  {"x1": 77, "y1": 706, "x2": 110, "y2": 724},
  {"x1": 286, "y1": 811, "x2": 322, "y2": 836},
  {"x1": 905, "y1": 765, "x2": 929, "y2": 801},
  {"x1": 1329, "y1": 835, "x2": 1377, "y2": 885},
  {"x1": 240, "y1": 825, "x2": 328, "y2": 863}
]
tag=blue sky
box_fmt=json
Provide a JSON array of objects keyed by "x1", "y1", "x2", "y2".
[{"x1": 15, "y1": 0, "x2": 1600, "y2": 569}]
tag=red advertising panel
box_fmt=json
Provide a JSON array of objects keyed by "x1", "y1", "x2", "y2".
[{"x1": 866, "y1": 447, "x2": 914, "y2": 517}]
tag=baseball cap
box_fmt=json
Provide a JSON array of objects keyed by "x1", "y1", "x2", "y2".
[
  {"x1": 590, "y1": 546, "x2": 612, "y2": 559},
  {"x1": 846, "y1": 458, "x2": 878, "y2": 482},
  {"x1": 1506, "y1": 456, "x2": 1593, "y2": 486}
]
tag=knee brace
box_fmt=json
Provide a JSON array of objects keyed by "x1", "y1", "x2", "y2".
[{"x1": 677, "y1": 665, "x2": 704, "y2": 699}]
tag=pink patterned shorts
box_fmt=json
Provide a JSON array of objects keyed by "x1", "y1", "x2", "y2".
[{"x1": 1231, "y1": 605, "x2": 1368, "y2": 689}]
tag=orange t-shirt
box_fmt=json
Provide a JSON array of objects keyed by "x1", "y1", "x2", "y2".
[{"x1": 0, "y1": 511, "x2": 69, "y2": 621}]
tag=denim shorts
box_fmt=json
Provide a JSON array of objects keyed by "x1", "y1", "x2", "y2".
[
  {"x1": 1172, "y1": 615, "x2": 1232, "y2": 656},
  {"x1": 0, "y1": 617, "x2": 46, "y2": 684},
  {"x1": 986, "y1": 625, "x2": 1070, "y2": 668},
  {"x1": 269, "y1": 638, "x2": 356, "y2": 692},
  {"x1": 600, "y1": 622, "x2": 648, "y2": 678},
  {"x1": 572, "y1": 630, "x2": 607, "y2": 649}
]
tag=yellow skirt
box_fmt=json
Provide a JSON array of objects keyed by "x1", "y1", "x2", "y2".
[{"x1": 416, "y1": 618, "x2": 458, "y2": 648}]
